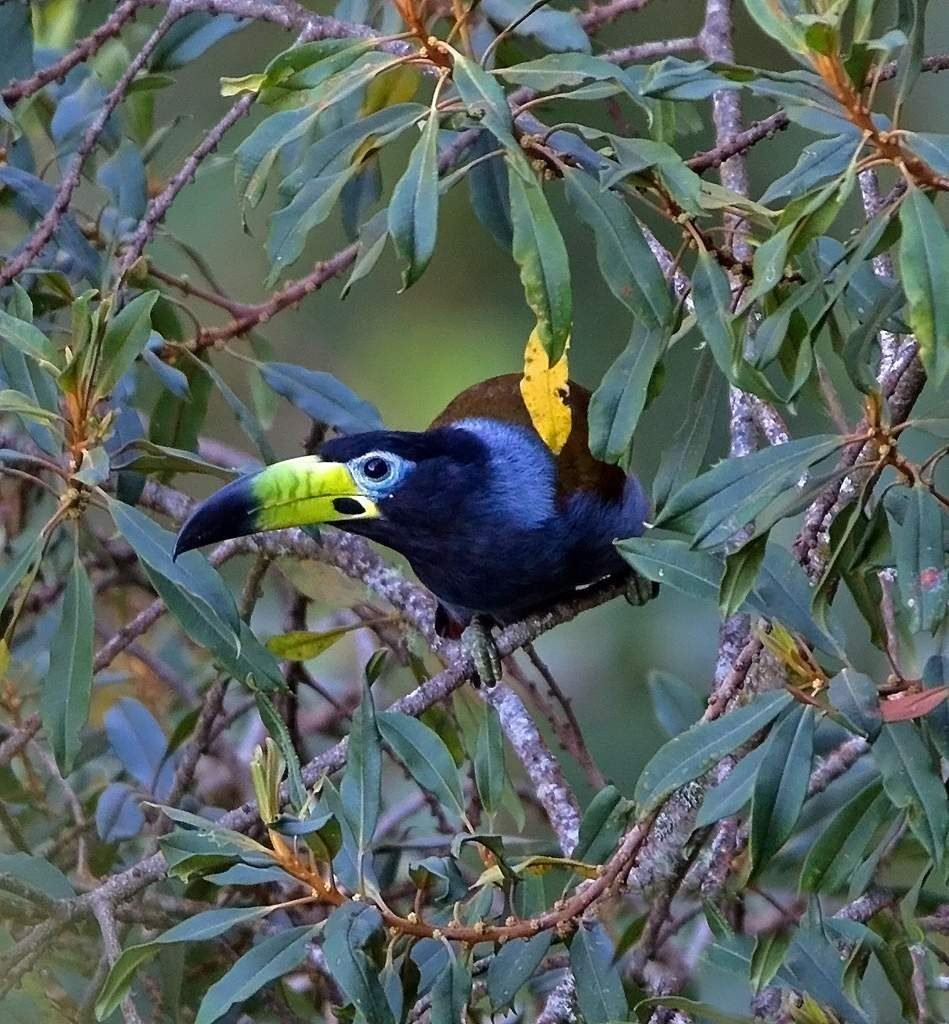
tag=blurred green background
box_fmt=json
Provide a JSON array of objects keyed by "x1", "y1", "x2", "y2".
[{"x1": 130, "y1": 1, "x2": 949, "y2": 796}]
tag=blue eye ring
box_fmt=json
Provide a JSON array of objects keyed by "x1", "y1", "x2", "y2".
[{"x1": 351, "y1": 451, "x2": 409, "y2": 493}]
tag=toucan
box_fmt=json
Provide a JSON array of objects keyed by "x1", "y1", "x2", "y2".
[{"x1": 174, "y1": 374, "x2": 653, "y2": 683}]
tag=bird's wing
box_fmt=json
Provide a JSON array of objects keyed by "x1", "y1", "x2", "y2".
[{"x1": 429, "y1": 373, "x2": 626, "y2": 502}]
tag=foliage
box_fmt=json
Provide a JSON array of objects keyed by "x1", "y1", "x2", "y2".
[{"x1": 0, "y1": 1, "x2": 947, "y2": 1023}]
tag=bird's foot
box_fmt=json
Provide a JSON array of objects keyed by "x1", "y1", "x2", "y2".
[
  {"x1": 624, "y1": 570, "x2": 659, "y2": 607},
  {"x1": 462, "y1": 616, "x2": 502, "y2": 688}
]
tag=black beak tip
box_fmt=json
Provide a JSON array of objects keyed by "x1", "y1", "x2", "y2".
[{"x1": 172, "y1": 477, "x2": 258, "y2": 559}]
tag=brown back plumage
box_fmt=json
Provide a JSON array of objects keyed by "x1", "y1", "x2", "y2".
[{"x1": 429, "y1": 373, "x2": 625, "y2": 502}]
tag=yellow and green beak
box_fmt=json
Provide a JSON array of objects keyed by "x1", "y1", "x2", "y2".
[{"x1": 173, "y1": 456, "x2": 379, "y2": 558}]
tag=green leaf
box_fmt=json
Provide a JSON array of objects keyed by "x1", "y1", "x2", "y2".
[
  {"x1": 563, "y1": 167, "x2": 673, "y2": 328},
  {"x1": 573, "y1": 785, "x2": 633, "y2": 864},
  {"x1": 42, "y1": 548, "x2": 93, "y2": 775},
  {"x1": 588, "y1": 322, "x2": 667, "y2": 464},
  {"x1": 0, "y1": 389, "x2": 63, "y2": 425},
  {"x1": 799, "y1": 781, "x2": 888, "y2": 894},
  {"x1": 474, "y1": 702, "x2": 507, "y2": 818},
  {"x1": 253, "y1": 689, "x2": 307, "y2": 811},
  {"x1": 784, "y1": 929, "x2": 872, "y2": 1024},
  {"x1": 899, "y1": 186, "x2": 949, "y2": 387},
  {"x1": 741, "y1": 1, "x2": 807, "y2": 55},
  {"x1": 449, "y1": 49, "x2": 516, "y2": 148},
  {"x1": 111, "y1": 440, "x2": 238, "y2": 481},
  {"x1": 388, "y1": 110, "x2": 440, "y2": 290},
  {"x1": 761, "y1": 135, "x2": 860, "y2": 205},
  {"x1": 719, "y1": 533, "x2": 768, "y2": 618},
  {"x1": 653, "y1": 349, "x2": 724, "y2": 512},
  {"x1": 886, "y1": 485, "x2": 947, "y2": 634},
  {"x1": 430, "y1": 947, "x2": 471, "y2": 1024},
  {"x1": 96, "y1": 906, "x2": 276, "y2": 1019},
  {"x1": 93, "y1": 291, "x2": 159, "y2": 401},
  {"x1": 647, "y1": 671, "x2": 704, "y2": 738},
  {"x1": 266, "y1": 168, "x2": 361, "y2": 284},
  {"x1": 828, "y1": 668, "x2": 882, "y2": 739},
  {"x1": 107, "y1": 497, "x2": 241, "y2": 650},
  {"x1": 694, "y1": 742, "x2": 769, "y2": 828},
  {"x1": 0, "y1": 308, "x2": 59, "y2": 367},
  {"x1": 234, "y1": 107, "x2": 314, "y2": 211},
  {"x1": 341, "y1": 676, "x2": 382, "y2": 890},
  {"x1": 570, "y1": 921, "x2": 627, "y2": 1023},
  {"x1": 0, "y1": 852, "x2": 75, "y2": 900},
  {"x1": 749, "y1": 706, "x2": 814, "y2": 875},
  {"x1": 872, "y1": 722, "x2": 948, "y2": 863},
  {"x1": 634, "y1": 691, "x2": 792, "y2": 811},
  {"x1": 903, "y1": 131, "x2": 949, "y2": 176},
  {"x1": 194, "y1": 924, "x2": 314, "y2": 1024},
  {"x1": 655, "y1": 435, "x2": 845, "y2": 550},
  {"x1": 323, "y1": 903, "x2": 393, "y2": 1024},
  {"x1": 494, "y1": 53, "x2": 634, "y2": 92},
  {"x1": 508, "y1": 164, "x2": 571, "y2": 362},
  {"x1": 257, "y1": 361, "x2": 383, "y2": 434},
  {"x1": 616, "y1": 537, "x2": 723, "y2": 603},
  {"x1": 487, "y1": 930, "x2": 553, "y2": 1009},
  {"x1": 378, "y1": 711, "x2": 467, "y2": 825}
]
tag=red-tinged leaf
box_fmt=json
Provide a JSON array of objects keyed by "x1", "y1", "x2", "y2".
[{"x1": 880, "y1": 687, "x2": 949, "y2": 723}]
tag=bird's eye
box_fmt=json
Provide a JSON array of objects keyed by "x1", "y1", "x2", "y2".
[{"x1": 362, "y1": 456, "x2": 392, "y2": 481}]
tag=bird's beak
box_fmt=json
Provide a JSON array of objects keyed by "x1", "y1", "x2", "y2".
[{"x1": 173, "y1": 456, "x2": 380, "y2": 558}]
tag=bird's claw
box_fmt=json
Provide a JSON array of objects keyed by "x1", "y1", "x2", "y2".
[
  {"x1": 624, "y1": 571, "x2": 659, "y2": 607},
  {"x1": 462, "y1": 617, "x2": 502, "y2": 687}
]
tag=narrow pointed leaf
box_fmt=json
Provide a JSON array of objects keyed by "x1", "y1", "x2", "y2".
[{"x1": 388, "y1": 110, "x2": 440, "y2": 289}]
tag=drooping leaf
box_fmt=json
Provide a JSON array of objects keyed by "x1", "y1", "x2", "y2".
[
  {"x1": 647, "y1": 670, "x2": 705, "y2": 738},
  {"x1": 694, "y1": 742, "x2": 769, "y2": 829},
  {"x1": 257, "y1": 361, "x2": 383, "y2": 434},
  {"x1": 563, "y1": 167, "x2": 673, "y2": 328},
  {"x1": 634, "y1": 690, "x2": 792, "y2": 811},
  {"x1": 93, "y1": 291, "x2": 159, "y2": 402},
  {"x1": 719, "y1": 533, "x2": 768, "y2": 619},
  {"x1": 104, "y1": 699, "x2": 176, "y2": 800},
  {"x1": 0, "y1": 308, "x2": 59, "y2": 367},
  {"x1": 474, "y1": 701, "x2": 507, "y2": 818},
  {"x1": 886, "y1": 485, "x2": 947, "y2": 634},
  {"x1": 749, "y1": 706, "x2": 814, "y2": 875},
  {"x1": 323, "y1": 903, "x2": 394, "y2": 1024},
  {"x1": 588, "y1": 322, "x2": 667, "y2": 465},
  {"x1": 388, "y1": 108, "x2": 440, "y2": 289},
  {"x1": 898, "y1": 186, "x2": 949, "y2": 387},
  {"x1": 430, "y1": 947, "x2": 471, "y2": 1024},
  {"x1": 570, "y1": 921, "x2": 627, "y2": 1023},
  {"x1": 107, "y1": 497, "x2": 242, "y2": 655},
  {"x1": 378, "y1": 711, "x2": 468, "y2": 825},
  {"x1": 341, "y1": 676, "x2": 383, "y2": 889},
  {"x1": 799, "y1": 781, "x2": 888, "y2": 894},
  {"x1": 652, "y1": 349, "x2": 724, "y2": 512},
  {"x1": 508, "y1": 164, "x2": 571, "y2": 362},
  {"x1": 194, "y1": 925, "x2": 315, "y2": 1024},
  {"x1": 519, "y1": 325, "x2": 571, "y2": 454},
  {"x1": 42, "y1": 548, "x2": 93, "y2": 775},
  {"x1": 783, "y1": 929, "x2": 872, "y2": 1024},
  {"x1": 655, "y1": 435, "x2": 845, "y2": 550},
  {"x1": 95, "y1": 783, "x2": 145, "y2": 843},
  {"x1": 96, "y1": 906, "x2": 276, "y2": 1020},
  {"x1": 487, "y1": 930, "x2": 553, "y2": 1010},
  {"x1": 872, "y1": 722, "x2": 948, "y2": 864},
  {"x1": 616, "y1": 537, "x2": 723, "y2": 604},
  {"x1": 828, "y1": 668, "x2": 882, "y2": 740}
]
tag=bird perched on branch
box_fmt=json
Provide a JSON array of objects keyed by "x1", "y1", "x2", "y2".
[{"x1": 175, "y1": 374, "x2": 653, "y2": 684}]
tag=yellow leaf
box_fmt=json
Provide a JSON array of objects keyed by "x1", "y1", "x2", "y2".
[
  {"x1": 0, "y1": 639, "x2": 8, "y2": 681},
  {"x1": 266, "y1": 627, "x2": 355, "y2": 661},
  {"x1": 220, "y1": 73, "x2": 265, "y2": 97},
  {"x1": 519, "y1": 325, "x2": 571, "y2": 454}
]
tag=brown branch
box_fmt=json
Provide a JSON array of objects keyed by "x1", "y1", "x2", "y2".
[
  {"x1": 0, "y1": 714, "x2": 42, "y2": 768},
  {"x1": 117, "y1": 94, "x2": 256, "y2": 279},
  {"x1": 0, "y1": 1, "x2": 143, "y2": 106},
  {"x1": 0, "y1": 7, "x2": 184, "y2": 288}
]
